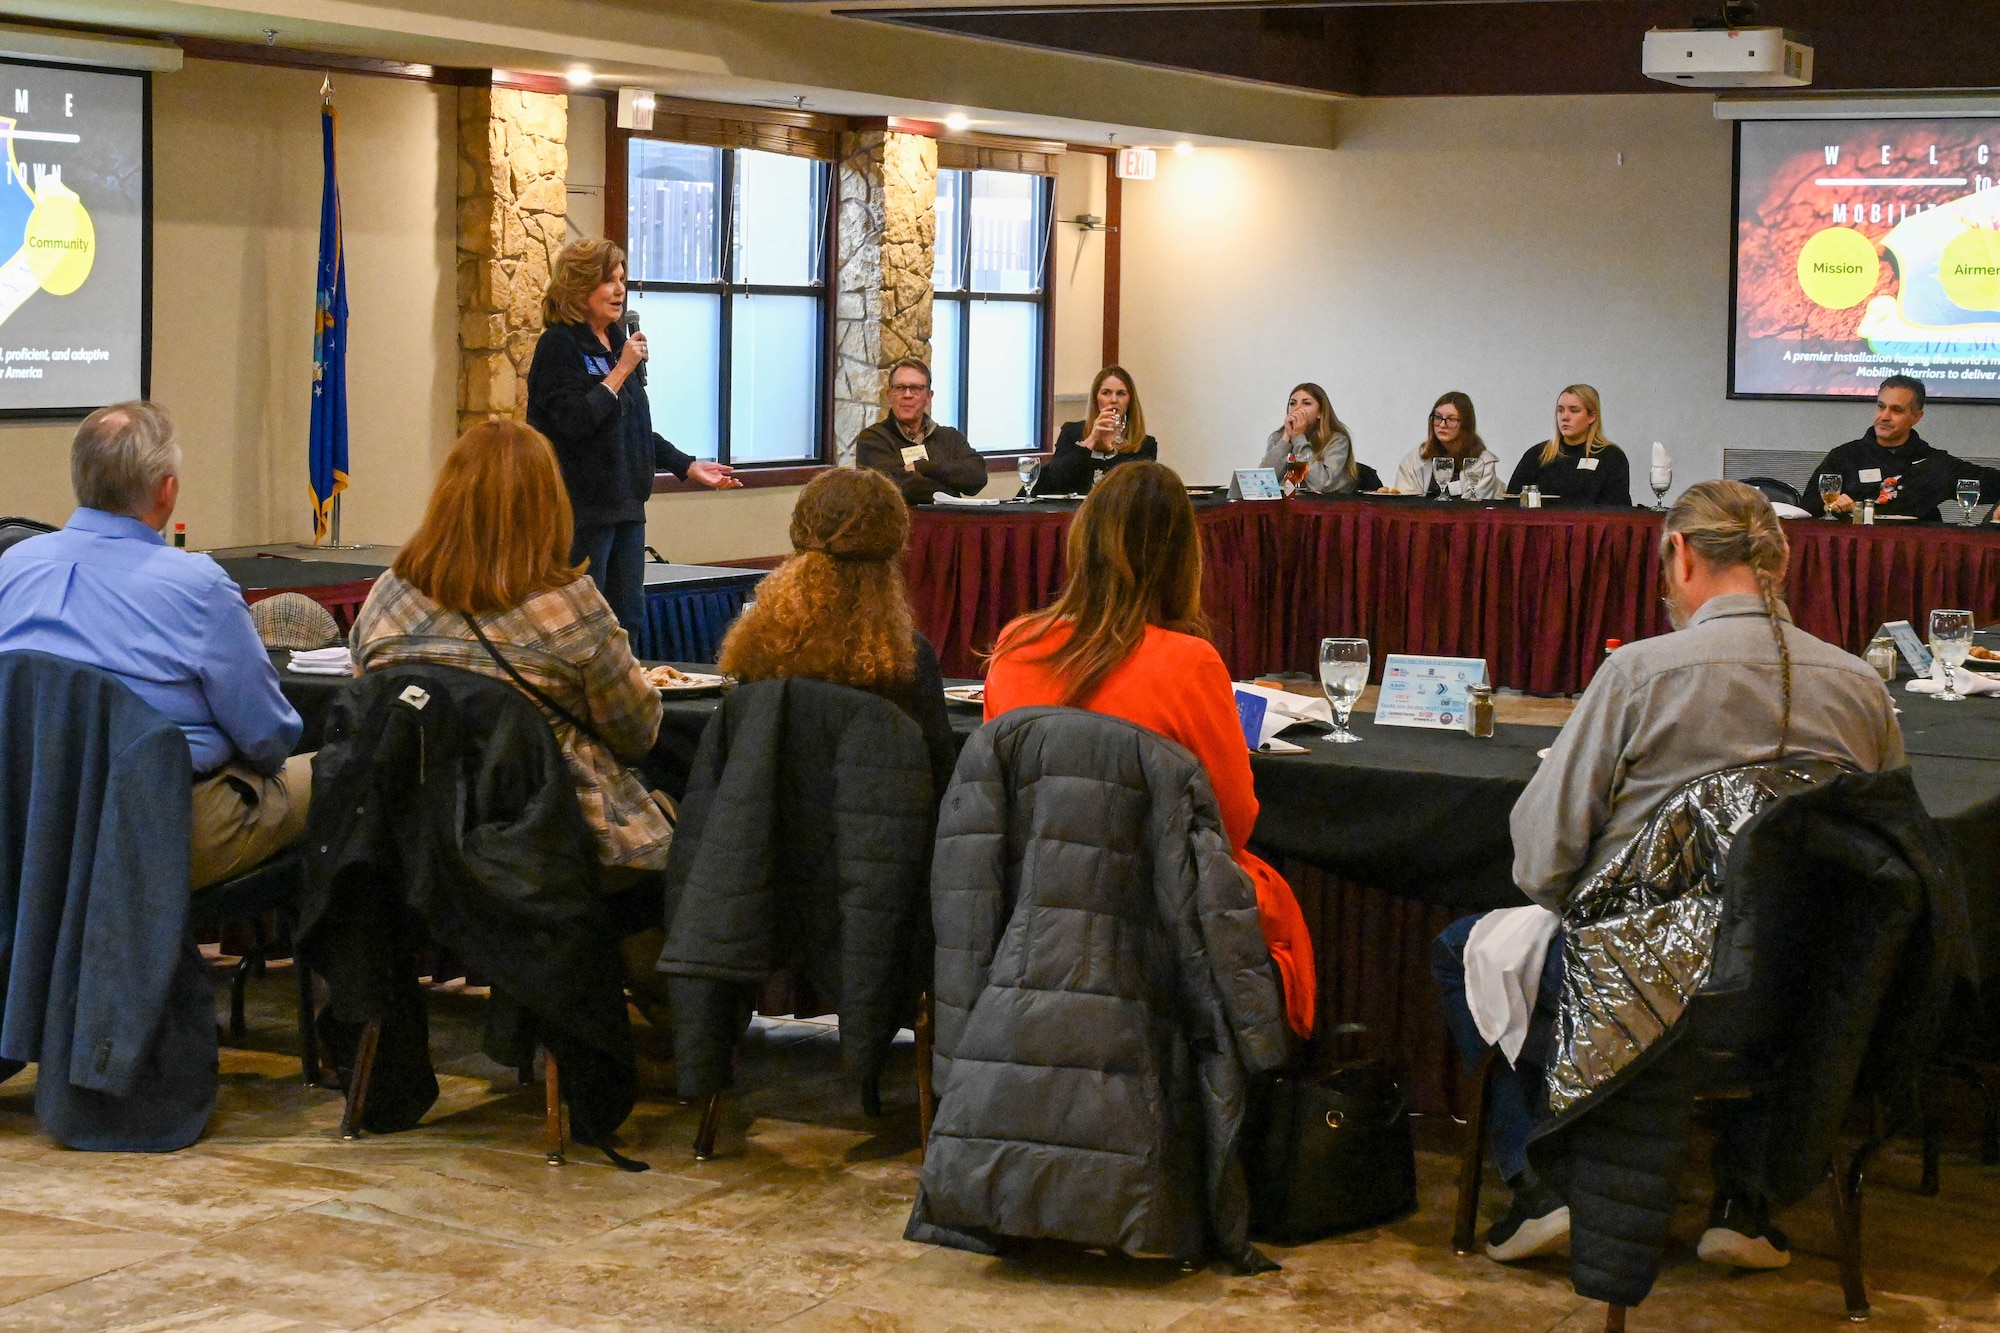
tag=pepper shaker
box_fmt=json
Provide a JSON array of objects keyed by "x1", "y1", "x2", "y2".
[{"x1": 1466, "y1": 684, "x2": 1496, "y2": 738}]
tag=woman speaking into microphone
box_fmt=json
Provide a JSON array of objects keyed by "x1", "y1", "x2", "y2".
[{"x1": 527, "y1": 237, "x2": 740, "y2": 641}]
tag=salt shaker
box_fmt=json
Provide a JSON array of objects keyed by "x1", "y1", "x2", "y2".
[
  {"x1": 1466, "y1": 684, "x2": 1496, "y2": 738},
  {"x1": 1865, "y1": 631, "x2": 1898, "y2": 681},
  {"x1": 1861, "y1": 498, "x2": 1875, "y2": 525},
  {"x1": 1521, "y1": 485, "x2": 1541, "y2": 510}
]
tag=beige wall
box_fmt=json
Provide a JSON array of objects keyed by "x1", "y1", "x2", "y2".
[
  {"x1": 1117, "y1": 94, "x2": 2000, "y2": 496},
  {"x1": 1, "y1": 59, "x2": 456, "y2": 545},
  {"x1": 1051, "y1": 151, "x2": 1108, "y2": 425}
]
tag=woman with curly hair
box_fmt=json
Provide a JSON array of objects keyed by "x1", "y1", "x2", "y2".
[{"x1": 717, "y1": 467, "x2": 955, "y2": 793}]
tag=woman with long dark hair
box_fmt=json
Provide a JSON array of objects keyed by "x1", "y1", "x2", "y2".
[
  {"x1": 983, "y1": 461, "x2": 1315, "y2": 1038},
  {"x1": 1389, "y1": 391, "x2": 1501, "y2": 499}
]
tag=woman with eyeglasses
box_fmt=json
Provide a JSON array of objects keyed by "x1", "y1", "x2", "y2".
[
  {"x1": 1387, "y1": 392, "x2": 1501, "y2": 499},
  {"x1": 1258, "y1": 382, "x2": 1365, "y2": 495},
  {"x1": 1506, "y1": 384, "x2": 1632, "y2": 506},
  {"x1": 1031, "y1": 366, "x2": 1158, "y2": 497}
]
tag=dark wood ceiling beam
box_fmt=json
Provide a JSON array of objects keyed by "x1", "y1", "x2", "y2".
[{"x1": 886, "y1": 0, "x2": 2000, "y2": 98}]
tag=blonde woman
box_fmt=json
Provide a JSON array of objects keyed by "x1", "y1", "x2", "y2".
[
  {"x1": 1258, "y1": 382, "x2": 1361, "y2": 495},
  {"x1": 1032, "y1": 365, "x2": 1158, "y2": 496},
  {"x1": 1506, "y1": 384, "x2": 1631, "y2": 506},
  {"x1": 525, "y1": 237, "x2": 740, "y2": 640}
]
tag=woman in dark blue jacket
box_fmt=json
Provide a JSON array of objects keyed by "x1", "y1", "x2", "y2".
[{"x1": 526, "y1": 238, "x2": 739, "y2": 639}]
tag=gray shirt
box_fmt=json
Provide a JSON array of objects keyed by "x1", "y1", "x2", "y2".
[
  {"x1": 1261, "y1": 428, "x2": 1357, "y2": 495},
  {"x1": 1511, "y1": 593, "x2": 1905, "y2": 911}
]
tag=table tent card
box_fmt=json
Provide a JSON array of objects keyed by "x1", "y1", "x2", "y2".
[
  {"x1": 1376, "y1": 654, "x2": 1489, "y2": 730},
  {"x1": 1880, "y1": 621, "x2": 1934, "y2": 677},
  {"x1": 1228, "y1": 468, "x2": 1284, "y2": 501}
]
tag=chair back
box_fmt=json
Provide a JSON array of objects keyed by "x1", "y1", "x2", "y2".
[
  {"x1": 0, "y1": 516, "x2": 56, "y2": 559},
  {"x1": 1736, "y1": 476, "x2": 1804, "y2": 507}
]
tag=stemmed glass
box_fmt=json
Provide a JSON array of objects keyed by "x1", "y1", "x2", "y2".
[
  {"x1": 1432, "y1": 458, "x2": 1456, "y2": 501},
  {"x1": 1016, "y1": 456, "x2": 1041, "y2": 501},
  {"x1": 1818, "y1": 472, "x2": 1843, "y2": 518},
  {"x1": 1649, "y1": 464, "x2": 1673, "y2": 510},
  {"x1": 1957, "y1": 478, "x2": 1982, "y2": 527},
  {"x1": 1929, "y1": 609, "x2": 1975, "y2": 702},
  {"x1": 1319, "y1": 637, "x2": 1370, "y2": 744}
]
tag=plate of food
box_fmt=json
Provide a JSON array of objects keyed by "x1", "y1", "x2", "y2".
[
  {"x1": 647, "y1": 664, "x2": 728, "y2": 695},
  {"x1": 1964, "y1": 645, "x2": 2000, "y2": 670},
  {"x1": 942, "y1": 684, "x2": 985, "y2": 708}
]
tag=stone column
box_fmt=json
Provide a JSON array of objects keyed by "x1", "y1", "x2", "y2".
[
  {"x1": 832, "y1": 130, "x2": 937, "y2": 462},
  {"x1": 457, "y1": 86, "x2": 568, "y2": 436}
]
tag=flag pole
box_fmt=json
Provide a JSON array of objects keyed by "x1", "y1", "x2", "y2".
[{"x1": 300, "y1": 73, "x2": 360, "y2": 550}]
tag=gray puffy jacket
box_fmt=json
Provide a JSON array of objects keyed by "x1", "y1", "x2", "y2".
[{"x1": 905, "y1": 707, "x2": 1290, "y2": 1269}]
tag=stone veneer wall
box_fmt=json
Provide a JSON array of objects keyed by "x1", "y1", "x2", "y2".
[
  {"x1": 832, "y1": 130, "x2": 937, "y2": 462},
  {"x1": 456, "y1": 87, "x2": 568, "y2": 436}
]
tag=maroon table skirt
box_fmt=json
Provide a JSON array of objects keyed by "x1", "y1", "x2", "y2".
[{"x1": 908, "y1": 497, "x2": 2000, "y2": 693}]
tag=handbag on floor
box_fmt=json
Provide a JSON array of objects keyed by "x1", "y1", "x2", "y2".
[{"x1": 1245, "y1": 1023, "x2": 1419, "y2": 1244}]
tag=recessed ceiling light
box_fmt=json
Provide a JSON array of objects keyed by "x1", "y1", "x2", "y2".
[
  {"x1": 944, "y1": 112, "x2": 970, "y2": 132},
  {"x1": 565, "y1": 66, "x2": 594, "y2": 89},
  {"x1": 1174, "y1": 141, "x2": 1194, "y2": 156}
]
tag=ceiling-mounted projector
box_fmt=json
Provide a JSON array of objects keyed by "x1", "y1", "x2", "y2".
[{"x1": 1642, "y1": 27, "x2": 1813, "y2": 87}]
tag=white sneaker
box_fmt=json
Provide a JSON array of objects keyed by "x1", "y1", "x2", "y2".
[{"x1": 1484, "y1": 1202, "x2": 1571, "y2": 1262}]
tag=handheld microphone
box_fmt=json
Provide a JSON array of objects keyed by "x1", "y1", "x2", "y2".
[{"x1": 623, "y1": 310, "x2": 646, "y2": 387}]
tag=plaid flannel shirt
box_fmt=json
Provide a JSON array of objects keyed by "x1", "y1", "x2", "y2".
[{"x1": 350, "y1": 573, "x2": 673, "y2": 870}]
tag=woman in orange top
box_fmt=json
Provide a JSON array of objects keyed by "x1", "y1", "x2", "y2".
[{"x1": 983, "y1": 461, "x2": 1317, "y2": 1039}]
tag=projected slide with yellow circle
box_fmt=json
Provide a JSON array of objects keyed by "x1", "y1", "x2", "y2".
[{"x1": 0, "y1": 60, "x2": 145, "y2": 416}]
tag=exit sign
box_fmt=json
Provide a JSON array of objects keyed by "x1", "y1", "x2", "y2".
[{"x1": 1114, "y1": 147, "x2": 1157, "y2": 180}]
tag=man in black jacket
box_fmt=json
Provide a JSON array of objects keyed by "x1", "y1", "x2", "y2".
[
  {"x1": 526, "y1": 238, "x2": 741, "y2": 641},
  {"x1": 1801, "y1": 375, "x2": 1973, "y2": 520},
  {"x1": 852, "y1": 358, "x2": 988, "y2": 505}
]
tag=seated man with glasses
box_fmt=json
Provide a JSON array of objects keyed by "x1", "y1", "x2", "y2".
[
  {"x1": 0, "y1": 401, "x2": 309, "y2": 889},
  {"x1": 853, "y1": 357, "x2": 987, "y2": 505}
]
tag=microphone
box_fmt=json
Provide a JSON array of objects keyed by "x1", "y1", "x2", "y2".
[{"x1": 623, "y1": 309, "x2": 646, "y2": 387}]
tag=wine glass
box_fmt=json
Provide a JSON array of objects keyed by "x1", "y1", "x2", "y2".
[
  {"x1": 1817, "y1": 472, "x2": 1843, "y2": 518},
  {"x1": 1929, "y1": 608, "x2": 1975, "y2": 703},
  {"x1": 1431, "y1": 458, "x2": 1456, "y2": 501},
  {"x1": 1319, "y1": 637, "x2": 1370, "y2": 744},
  {"x1": 1957, "y1": 478, "x2": 1981, "y2": 527},
  {"x1": 1283, "y1": 449, "x2": 1310, "y2": 495},
  {"x1": 1649, "y1": 465, "x2": 1673, "y2": 510},
  {"x1": 1016, "y1": 456, "x2": 1041, "y2": 501}
]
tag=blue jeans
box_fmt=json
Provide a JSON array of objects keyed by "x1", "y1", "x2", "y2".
[
  {"x1": 1432, "y1": 912, "x2": 1564, "y2": 1184},
  {"x1": 572, "y1": 520, "x2": 648, "y2": 647}
]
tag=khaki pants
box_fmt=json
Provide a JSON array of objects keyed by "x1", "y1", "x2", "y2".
[{"x1": 190, "y1": 752, "x2": 314, "y2": 890}]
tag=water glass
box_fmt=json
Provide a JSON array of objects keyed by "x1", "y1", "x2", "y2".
[
  {"x1": 1817, "y1": 472, "x2": 1843, "y2": 518},
  {"x1": 1929, "y1": 608, "x2": 1975, "y2": 702},
  {"x1": 1319, "y1": 637, "x2": 1370, "y2": 744},
  {"x1": 1016, "y1": 456, "x2": 1041, "y2": 500},
  {"x1": 1957, "y1": 478, "x2": 1981, "y2": 527},
  {"x1": 1649, "y1": 465, "x2": 1673, "y2": 510},
  {"x1": 1432, "y1": 458, "x2": 1455, "y2": 501}
]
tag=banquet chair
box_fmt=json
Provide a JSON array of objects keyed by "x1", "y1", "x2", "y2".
[
  {"x1": 1452, "y1": 769, "x2": 1963, "y2": 1329},
  {"x1": 188, "y1": 849, "x2": 320, "y2": 1085},
  {"x1": 0, "y1": 516, "x2": 56, "y2": 558},
  {"x1": 659, "y1": 677, "x2": 940, "y2": 1161},
  {"x1": 1738, "y1": 476, "x2": 1804, "y2": 507}
]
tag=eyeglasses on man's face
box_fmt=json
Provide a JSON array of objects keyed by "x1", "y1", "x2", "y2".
[{"x1": 890, "y1": 382, "x2": 930, "y2": 397}]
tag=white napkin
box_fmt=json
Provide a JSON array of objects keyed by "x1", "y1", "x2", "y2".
[
  {"x1": 1770, "y1": 501, "x2": 1811, "y2": 520},
  {"x1": 288, "y1": 646, "x2": 353, "y2": 676},
  {"x1": 1464, "y1": 905, "x2": 1562, "y2": 1064},
  {"x1": 1649, "y1": 441, "x2": 1673, "y2": 492},
  {"x1": 1233, "y1": 681, "x2": 1334, "y2": 748},
  {"x1": 929, "y1": 493, "x2": 1004, "y2": 508},
  {"x1": 1904, "y1": 661, "x2": 2000, "y2": 697}
]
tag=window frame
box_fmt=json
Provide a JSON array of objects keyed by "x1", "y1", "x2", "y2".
[
  {"x1": 932, "y1": 167, "x2": 1056, "y2": 458},
  {"x1": 621, "y1": 138, "x2": 835, "y2": 471}
]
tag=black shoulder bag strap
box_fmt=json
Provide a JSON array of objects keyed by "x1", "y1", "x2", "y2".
[{"x1": 461, "y1": 613, "x2": 611, "y2": 749}]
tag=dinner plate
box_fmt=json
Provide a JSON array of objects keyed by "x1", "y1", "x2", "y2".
[
  {"x1": 943, "y1": 685, "x2": 985, "y2": 707},
  {"x1": 1962, "y1": 654, "x2": 2000, "y2": 671},
  {"x1": 651, "y1": 670, "x2": 727, "y2": 696}
]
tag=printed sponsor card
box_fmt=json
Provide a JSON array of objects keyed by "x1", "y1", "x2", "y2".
[{"x1": 1375, "y1": 654, "x2": 1488, "y2": 730}]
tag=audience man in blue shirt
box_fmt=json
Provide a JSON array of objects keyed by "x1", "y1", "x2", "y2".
[{"x1": 0, "y1": 401, "x2": 312, "y2": 888}]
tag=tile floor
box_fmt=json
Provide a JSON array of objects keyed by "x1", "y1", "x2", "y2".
[{"x1": 0, "y1": 963, "x2": 1995, "y2": 1332}]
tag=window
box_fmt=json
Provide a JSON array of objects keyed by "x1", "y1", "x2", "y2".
[
  {"x1": 932, "y1": 169, "x2": 1053, "y2": 455},
  {"x1": 625, "y1": 141, "x2": 830, "y2": 466}
]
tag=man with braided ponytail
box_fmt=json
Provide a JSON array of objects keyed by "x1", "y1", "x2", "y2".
[{"x1": 1434, "y1": 479, "x2": 1903, "y2": 1267}]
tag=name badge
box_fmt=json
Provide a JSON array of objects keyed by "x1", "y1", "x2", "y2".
[
  {"x1": 1578, "y1": 457, "x2": 1600, "y2": 472},
  {"x1": 583, "y1": 355, "x2": 611, "y2": 377},
  {"x1": 900, "y1": 445, "x2": 926, "y2": 465},
  {"x1": 1859, "y1": 468, "x2": 1882, "y2": 483}
]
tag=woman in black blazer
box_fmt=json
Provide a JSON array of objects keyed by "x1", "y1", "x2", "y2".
[
  {"x1": 1030, "y1": 365, "x2": 1159, "y2": 496},
  {"x1": 525, "y1": 237, "x2": 740, "y2": 641}
]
